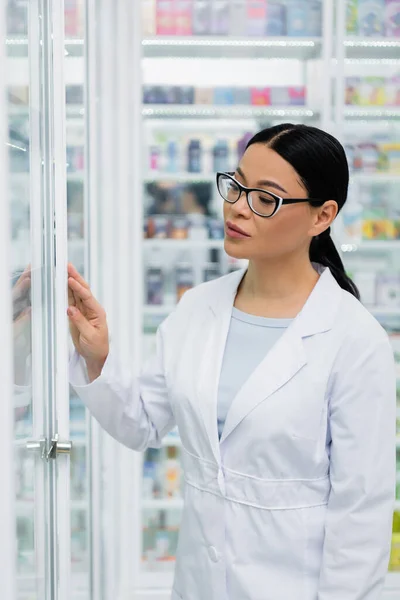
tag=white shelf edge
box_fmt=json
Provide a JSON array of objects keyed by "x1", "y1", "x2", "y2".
[
  {"x1": 370, "y1": 307, "x2": 400, "y2": 317},
  {"x1": 345, "y1": 107, "x2": 400, "y2": 119},
  {"x1": 144, "y1": 238, "x2": 225, "y2": 249},
  {"x1": 341, "y1": 241, "x2": 400, "y2": 252},
  {"x1": 144, "y1": 305, "x2": 175, "y2": 316},
  {"x1": 351, "y1": 173, "x2": 400, "y2": 183},
  {"x1": 344, "y1": 37, "x2": 400, "y2": 48},
  {"x1": 144, "y1": 172, "x2": 215, "y2": 183},
  {"x1": 142, "y1": 105, "x2": 315, "y2": 118},
  {"x1": 142, "y1": 498, "x2": 184, "y2": 510},
  {"x1": 142, "y1": 36, "x2": 322, "y2": 48}
]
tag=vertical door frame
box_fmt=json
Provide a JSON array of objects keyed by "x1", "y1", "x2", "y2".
[
  {"x1": 29, "y1": 0, "x2": 48, "y2": 596},
  {"x1": 84, "y1": 0, "x2": 103, "y2": 598},
  {"x1": 40, "y1": 1, "x2": 71, "y2": 598},
  {"x1": 0, "y1": 0, "x2": 17, "y2": 597}
]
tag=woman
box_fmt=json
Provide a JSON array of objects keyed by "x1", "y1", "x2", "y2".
[{"x1": 68, "y1": 124, "x2": 396, "y2": 600}]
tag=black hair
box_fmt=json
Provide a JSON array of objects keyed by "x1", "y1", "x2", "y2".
[{"x1": 246, "y1": 124, "x2": 360, "y2": 300}]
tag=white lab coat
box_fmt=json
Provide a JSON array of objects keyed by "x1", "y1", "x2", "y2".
[{"x1": 70, "y1": 264, "x2": 397, "y2": 600}]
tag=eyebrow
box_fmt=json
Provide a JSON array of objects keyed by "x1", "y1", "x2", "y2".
[{"x1": 236, "y1": 166, "x2": 288, "y2": 194}]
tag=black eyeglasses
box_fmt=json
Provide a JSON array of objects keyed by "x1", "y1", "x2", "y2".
[{"x1": 216, "y1": 172, "x2": 325, "y2": 218}]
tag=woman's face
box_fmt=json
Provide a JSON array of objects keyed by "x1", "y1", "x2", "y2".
[{"x1": 223, "y1": 143, "x2": 336, "y2": 262}]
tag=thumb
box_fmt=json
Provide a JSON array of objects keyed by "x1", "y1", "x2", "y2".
[{"x1": 67, "y1": 306, "x2": 93, "y2": 338}]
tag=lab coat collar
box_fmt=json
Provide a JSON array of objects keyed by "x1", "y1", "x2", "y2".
[
  {"x1": 208, "y1": 263, "x2": 341, "y2": 338},
  {"x1": 200, "y1": 263, "x2": 343, "y2": 455}
]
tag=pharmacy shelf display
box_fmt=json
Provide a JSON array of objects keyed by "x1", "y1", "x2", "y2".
[{"x1": 338, "y1": 0, "x2": 400, "y2": 583}]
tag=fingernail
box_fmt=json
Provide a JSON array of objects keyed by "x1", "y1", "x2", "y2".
[{"x1": 68, "y1": 307, "x2": 76, "y2": 317}]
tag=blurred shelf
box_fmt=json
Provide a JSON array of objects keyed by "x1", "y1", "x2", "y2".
[
  {"x1": 67, "y1": 172, "x2": 85, "y2": 182},
  {"x1": 10, "y1": 172, "x2": 84, "y2": 182},
  {"x1": 142, "y1": 105, "x2": 316, "y2": 119},
  {"x1": 341, "y1": 241, "x2": 400, "y2": 253},
  {"x1": 344, "y1": 37, "x2": 400, "y2": 60},
  {"x1": 17, "y1": 499, "x2": 88, "y2": 512},
  {"x1": 345, "y1": 107, "x2": 400, "y2": 120},
  {"x1": 144, "y1": 238, "x2": 224, "y2": 249},
  {"x1": 351, "y1": 173, "x2": 400, "y2": 184},
  {"x1": 6, "y1": 36, "x2": 84, "y2": 46},
  {"x1": 144, "y1": 172, "x2": 215, "y2": 183},
  {"x1": 162, "y1": 434, "x2": 182, "y2": 447},
  {"x1": 144, "y1": 305, "x2": 175, "y2": 316},
  {"x1": 142, "y1": 498, "x2": 184, "y2": 510},
  {"x1": 386, "y1": 572, "x2": 400, "y2": 587},
  {"x1": 8, "y1": 105, "x2": 85, "y2": 117},
  {"x1": 142, "y1": 36, "x2": 322, "y2": 59},
  {"x1": 370, "y1": 307, "x2": 400, "y2": 317}
]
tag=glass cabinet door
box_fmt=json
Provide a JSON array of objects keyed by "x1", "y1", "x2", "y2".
[{"x1": 7, "y1": 1, "x2": 52, "y2": 598}]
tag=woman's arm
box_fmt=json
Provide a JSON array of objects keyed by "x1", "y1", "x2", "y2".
[
  {"x1": 70, "y1": 322, "x2": 175, "y2": 451},
  {"x1": 318, "y1": 334, "x2": 396, "y2": 599}
]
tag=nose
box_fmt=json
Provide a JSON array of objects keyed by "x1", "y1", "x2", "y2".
[{"x1": 232, "y1": 190, "x2": 252, "y2": 217}]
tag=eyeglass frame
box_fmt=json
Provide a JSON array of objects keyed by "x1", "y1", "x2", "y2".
[{"x1": 216, "y1": 171, "x2": 326, "y2": 218}]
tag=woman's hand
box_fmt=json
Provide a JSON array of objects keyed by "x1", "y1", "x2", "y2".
[{"x1": 67, "y1": 263, "x2": 109, "y2": 381}]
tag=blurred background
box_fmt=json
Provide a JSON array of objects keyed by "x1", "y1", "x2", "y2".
[{"x1": 2, "y1": 0, "x2": 400, "y2": 599}]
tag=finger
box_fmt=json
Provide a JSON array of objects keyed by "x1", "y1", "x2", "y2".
[
  {"x1": 68, "y1": 264, "x2": 90, "y2": 290},
  {"x1": 68, "y1": 277, "x2": 101, "y2": 314},
  {"x1": 68, "y1": 282, "x2": 76, "y2": 307},
  {"x1": 67, "y1": 306, "x2": 94, "y2": 339}
]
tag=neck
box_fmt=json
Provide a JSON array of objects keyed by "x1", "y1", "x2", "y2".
[{"x1": 235, "y1": 254, "x2": 320, "y2": 318}]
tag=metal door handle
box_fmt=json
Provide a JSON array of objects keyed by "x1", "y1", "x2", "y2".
[
  {"x1": 46, "y1": 434, "x2": 72, "y2": 461},
  {"x1": 26, "y1": 435, "x2": 72, "y2": 461},
  {"x1": 26, "y1": 437, "x2": 47, "y2": 460}
]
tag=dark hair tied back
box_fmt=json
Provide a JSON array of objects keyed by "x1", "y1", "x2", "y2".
[{"x1": 247, "y1": 124, "x2": 360, "y2": 300}]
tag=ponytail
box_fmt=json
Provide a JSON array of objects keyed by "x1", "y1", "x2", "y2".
[{"x1": 310, "y1": 228, "x2": 360, "y2": 300}]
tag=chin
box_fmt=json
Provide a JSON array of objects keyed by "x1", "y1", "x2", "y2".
[{"x1": 224, "y1": 239, "x2": 251, "y2": 260}]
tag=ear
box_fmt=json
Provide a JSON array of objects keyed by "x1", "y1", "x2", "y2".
[{"x1": 308, "y1": 201, "x2": 338, "y2": 237}]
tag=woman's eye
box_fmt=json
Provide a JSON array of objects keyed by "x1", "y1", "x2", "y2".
[{"x1": 258, "y1": 195, "x2": 275, "y2": 205}]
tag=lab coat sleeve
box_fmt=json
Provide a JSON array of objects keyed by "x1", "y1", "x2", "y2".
[
  {"x1": 69, "y1": 323, "x2": 175, "y2": 451},
  {"x1": 318, "y1": 335, "x2": 396, "y2": 599}
]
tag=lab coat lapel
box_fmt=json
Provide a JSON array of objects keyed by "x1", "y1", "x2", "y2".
[
  {"x1": 219, "y1": 323, "x2": 306, "y2": 444},
  {"x1": 196, "y1": 269, "x2": 247, "y2": 463},
  {"x1": 218, "y1": 265, "x2": 341, "y2": 445}
]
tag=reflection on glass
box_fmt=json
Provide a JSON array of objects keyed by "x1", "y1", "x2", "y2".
[{"x1": 8, "y1": 3, "x2": 39, "y2": 597}]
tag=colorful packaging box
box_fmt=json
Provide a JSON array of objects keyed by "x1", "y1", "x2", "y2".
[
  {"x1": 143, "y1": 0, "x2": 156, "y2": 35},
  {"x1": 265, "y1": 3, "x2": 286, "y2": 35},
  {"x1": 286, "y1": 0, "x2": 308, "y2": 36},
  {"x1": 192, "y1": 0, "x2": 212, "y2": 34},
  {"x1": 195, "y1": 87, "x2": 215, "y2": 104},
  {"x1": 246, "y1": 0, "x2": 268, "y2": 36},
  {"x1": 358, "y1": 77, "x2": 386, "y2": 105},
  {"x1": 210, "y1": 0, "x2": 230, "y2": 34},
  {"x1": 214, "y1": 87, "x2": 235, "y2": 104},
  {"x1": 386, "y1": 75, "x2": 400, "y2": 105},
  {"x1": 230, "y1": 0, "x2": 247, "y2": 35},
  {"x1": 288, "y1": 86, "x2": 306, "y2": 105},
  {"x1": 346, "y1": 0, "x2": 359, "y2": 34},
  {"x1": 362, "y1": 205, "x2": 391, "y2": 240},
  {"x1": 358, "y1": 0, "x2": 386, "y2": 36},
  {"x1": 307, "y1": 1, "x2": 322, "y2": 36},
  {"x1": 156, "y1": 0, "x2": 176, "y2": 34},
  {"x1": 385, "y1": 0, "x2": 400, "y2": 36},
  {"x1": 251, "y1": 87, "x2": 271, "y2": 105},
  {"x1": 345, "y1": 77, "x2": 361, "y2": 105},
  {"x1": 174, "y1": 0, "x2": 193, "y2": 35}
]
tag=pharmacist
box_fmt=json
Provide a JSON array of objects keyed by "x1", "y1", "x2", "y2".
[{"x1": 68, "y1": 124, "x2": 396, "y2": 600}]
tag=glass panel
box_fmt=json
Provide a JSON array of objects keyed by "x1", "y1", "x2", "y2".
[
  {"x1": 340, "y1": 9, "x2": 400, "y2": 587},
  {"x1": 65, "y1": 2, "x2": 90, "y2": 598},
  {"x1": 8, "y1": 2, "x2": 46, "y2": 599}
]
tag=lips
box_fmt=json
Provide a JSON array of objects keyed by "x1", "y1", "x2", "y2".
[{"x1": 225, "y1": 221, "x2": 251, "y2": 238}]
